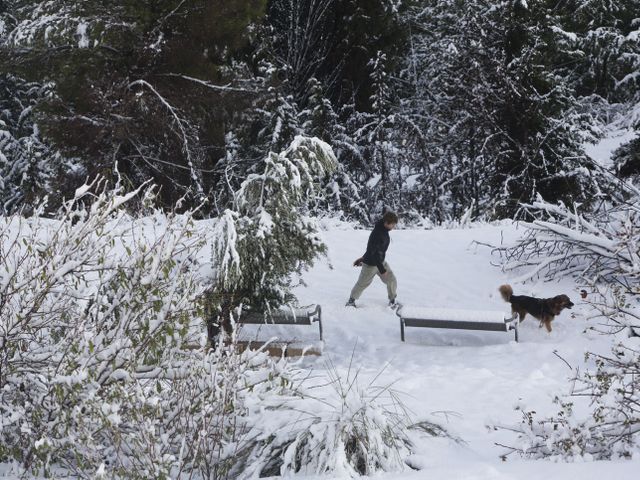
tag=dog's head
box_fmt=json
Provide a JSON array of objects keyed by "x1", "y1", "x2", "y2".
[{"x1": 549, "y1": 294, "x2": 574, "y2": 315}]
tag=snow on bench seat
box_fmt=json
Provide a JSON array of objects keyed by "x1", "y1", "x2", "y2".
[
  {"x1": 398, "y1": 307, "x2": 508, "y2": 323},
  {"x1": 396, "y1": 306, "x2": 518, "y2": 342},
  {"x1": 238, "y1": 305, "x2": 323, "y2": 341}
]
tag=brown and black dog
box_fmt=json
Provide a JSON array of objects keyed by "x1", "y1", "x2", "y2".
[{"x1": 499, "y1": 284, "x2": 574, "y2": 332}]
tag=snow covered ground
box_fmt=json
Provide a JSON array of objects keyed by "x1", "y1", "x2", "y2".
[
  {"x1": 2, "y1": 217, "x2": 638, "y2": 479},
  {"x1": 584, "y1": 125, "x2": 637, "y2": 167},
  {"x1": 245, "y1": 220, "x2": 639, "y2": 480}
]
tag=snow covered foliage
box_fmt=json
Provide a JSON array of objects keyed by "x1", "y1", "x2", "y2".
[
  {"x1": 0, "y1": 178, "x2": 307, "y2": 477},
  {"x1": 500, "y1": 339, "x2": 640, "y2": 461},
  {"x1": 1, "y1": 0, "x2": 639, "y2": 221},
  {"x1": 2, "y1": 1, "x2": 108, "y2": 48},
  {"x1": 402, "y1": 0, "x2": 604, "y2": 219},
  {"x1": 613, "y1": 135, "x2": 640, "y2": 179},
  {"x1": 0, "y1": 75, "x2": 62, "y2": 214},
  {"x1": 345, "y1": 50, "x2": 423, "y2": 219},
  {"x1": 238, "y1": 362, "x2": 426, "y2": 477},
  {"x1": 265, "y1": 0, "x2": 338, "y2": 102},
  {"x1": 495, "y1": 189, "x2": 640, "y2": 461},
  {"x1": 497, "y1": 192, "x2": 640, "y2": 284},
  {"x1": 209, "y1": 136, "x2": 338, "y2": 335},
  {"x1": 0, "y1": 179, "x2": 209, "y2": 476},
  {"x1": 1, "y1": 0, "x2": 266, "y2": 210},
  {"x1": 554, "y1": 0, "x2": 640, "y2": 102},
  {"x1": 243, "y1": 0, "x2": 409, "y2": 223}
]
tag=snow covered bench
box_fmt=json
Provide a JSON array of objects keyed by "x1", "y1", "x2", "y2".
[
  {"x1": 396, "y1": 306, "x2": 518, "y2": 342},
  {"x1": 238, "y1": 305, "x2": 323, "y2": 341}
]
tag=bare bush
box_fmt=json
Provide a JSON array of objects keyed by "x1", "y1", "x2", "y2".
[
  {"x1": 491, "y1": 190, "x2": 640, "y2": 461},
  {"x1": 496, "y1": 340, "x2": 640, "y2": 461},
  {"x1": 495, "y1": 196, "x2": 640, "y2": 285}
]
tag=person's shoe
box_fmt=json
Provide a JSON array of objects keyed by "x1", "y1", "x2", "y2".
[
  {"x1": 388, "y1": 298, "x2": 399, "y2": 309},
  {"x1": 345, "y1": 297, "x2": 356, "y2": 307}
]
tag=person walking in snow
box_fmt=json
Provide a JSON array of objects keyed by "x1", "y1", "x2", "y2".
[{"x1": 346, "y1": 211, "x2": 398, "y2": 308}]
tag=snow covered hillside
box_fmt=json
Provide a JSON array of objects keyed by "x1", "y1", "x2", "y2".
[{"x1": 247, "y1": 220, "x2": 639, "y2": 480}]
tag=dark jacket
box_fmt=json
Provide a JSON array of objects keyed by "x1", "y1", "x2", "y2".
[{"x1": 362, "y1": 220, "x2": 391, "y2": 274}]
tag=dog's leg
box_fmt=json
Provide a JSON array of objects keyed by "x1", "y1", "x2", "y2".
[{"x1": 543, "y1": 317, "x2": 552, "y2": 332}]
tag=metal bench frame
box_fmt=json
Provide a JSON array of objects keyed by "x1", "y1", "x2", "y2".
[
  {"x1": 396, "y1": 309, "x2": 518, "y2": 342},
  {"x1": 239, "y1": 305, "x2": 323, "y2": 341}
]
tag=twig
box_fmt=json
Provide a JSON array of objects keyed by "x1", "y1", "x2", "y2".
[{"x1": 552, "y1": 349, "x2": 573, "y2": 370}]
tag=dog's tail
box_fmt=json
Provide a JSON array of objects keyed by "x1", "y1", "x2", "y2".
[{"x1": 499, "y1": 284, "x2": 513, "y2": 302}]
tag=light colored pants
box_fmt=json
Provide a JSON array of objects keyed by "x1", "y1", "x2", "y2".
[{"x1": 350, "y1": 261, "x2": 397, "y2": 301}]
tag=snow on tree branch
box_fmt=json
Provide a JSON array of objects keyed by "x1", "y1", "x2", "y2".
[
  {"x1": 207, "y1": 136, "x2": 338, "y2": 332},
  {"x1": 495, "y1": 196, "x2": 640, "y2": 284}
]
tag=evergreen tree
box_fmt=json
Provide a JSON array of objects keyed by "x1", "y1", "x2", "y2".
[
  {"x1": 400, "y1": 0, "x2": 500, "y2": 219},
  {"x1": 0, "y1": 75, "x2": 64, "y2": 213},
  {"x1": 403, "y1": 0, "x2": 600, "y2": 219},
  {"x1": 255, "y1": 0, "x2": 410, "y2": 221},
  {"x1": 492, "y1": 0, "x2": 595, "y2": 216},
  {"x1": 210, "y1": 136, "x2": 337, "y2": 335},
  {"x1": 300, "y1": 77, "x2": 365, "y2": 218},
  {"x1": 613, "y1": 135, "x2": 640, "y2": 179},
  {"x1": 0, "y1": 0, "x2": 266, "y2": 210},
  {"x1": 556, "y1": 0, "x2": 640, "y2": 102},
  {"x1": 350, "y1": 51, "x2": 403, "y2": 217}
]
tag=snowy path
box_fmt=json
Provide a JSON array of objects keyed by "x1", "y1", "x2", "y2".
[{"x1": 258, "y1": 222, "x2": 638, "y2": 479}]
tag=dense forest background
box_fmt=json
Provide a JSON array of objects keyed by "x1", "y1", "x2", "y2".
[{"x1": 1, "y1": 0, "x2": 639, "y2": 223}]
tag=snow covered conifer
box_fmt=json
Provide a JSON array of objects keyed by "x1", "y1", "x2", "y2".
[
  {"x1": 1, "y1": 0, "x2": 266, "y2": 210},
  {"x1": 555, "y1": 0, "x2": 640, "y2": 102},
  {"x1": 613, "y1": 136, "x2": 640, "y2": 179},
  {"x1": 0, "y1": 75, "x2": 62, "y2": 213},
  {"x1": 209, "y1": 136, "x2": 337, "y2": 336}
]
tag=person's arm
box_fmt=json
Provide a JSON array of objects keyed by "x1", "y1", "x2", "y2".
[
  {"x1": 375, "y1": 253, "x2": 386, "y2": 274},
  {"x1": 353, "y1": 256, "x2": 363, "y2": 266},
  {"x1": 370, "y1": 230, "x2": 386, "y2": 274}
]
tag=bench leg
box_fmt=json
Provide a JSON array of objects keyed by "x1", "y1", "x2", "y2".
[
  {"x1": 400, "y1": 318, "x2": 405, "y2": 342},
  {"x1": 318, "y1": 318, "x2": 323, "y2": 341}
]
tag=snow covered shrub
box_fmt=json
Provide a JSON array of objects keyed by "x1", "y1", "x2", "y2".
[
  {"x1": 498, "y1": 339, "x2": 640, "y2": 461},
  {"x1": 0, "y1": 178, "x2": 208, "y2": 475},
  {"x1": 497, "y1": 195, "x2": 640, "y2": 284},
  {"x1": 0, "y1": 178, "x2": 312, "y2": 479},
  {"x1": 493, "y1": 193, "x2": 640, "y2": 461},
  {"x1": 575, "y1": 281, "x2": 640, "y2": 338},
  {"x1": 236, "y1": 362, "x2": 432, "y2": 478},
  {"x1": 209, "y1": 136, "x2": 338, "y2": 335}
]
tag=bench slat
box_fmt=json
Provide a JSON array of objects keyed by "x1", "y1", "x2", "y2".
[
  {"x1": 399, "y1": 307, "x2": 506, "y2": 323},
  {"x1": 403, "y1": 318, "x2": 509, "y2": 332},
  {"x1": 241, "y1": 313, "x2": 313, "y2": 325},
  {"x1": 398, "y1": 308, "x2": 518, "y2": 343}
]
